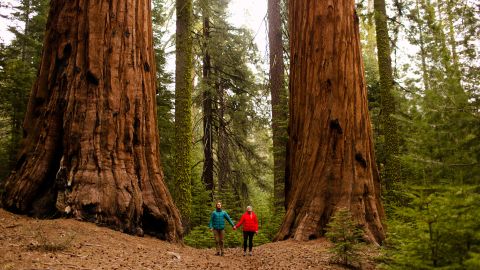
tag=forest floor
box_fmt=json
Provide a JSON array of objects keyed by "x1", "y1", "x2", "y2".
[{"x1": 0, "y1": 209, "x2": 381, "y2": 269}]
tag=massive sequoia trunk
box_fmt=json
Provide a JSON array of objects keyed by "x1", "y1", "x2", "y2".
[
  {"x1": 1, "y1": 0, "x2": 182, "y2": 241},
  {"x1": 268, "y1": 0, "x2": 288, "y2": 211},
  {"x1": 276, "y1": 0, "x2": 385, "y2": 244}
]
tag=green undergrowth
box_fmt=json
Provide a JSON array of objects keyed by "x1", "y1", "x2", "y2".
[
  {"x1": 184, "y1": 225, "x2": 271, "y2": 249},
  {"x1": 325, "y1": 208, "x2": 365, "y2": 268},
  {"x1": 379, "y1": 186, "x2": 480, "y2": 270}
]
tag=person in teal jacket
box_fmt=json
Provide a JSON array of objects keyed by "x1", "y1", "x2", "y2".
[{"x1": 209, "y1": 201, "x2": 235, "y2": 256}]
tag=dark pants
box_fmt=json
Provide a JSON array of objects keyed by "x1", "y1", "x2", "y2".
[{"x1": 243, "y1": 231, "x2": 255, "y2": 252}]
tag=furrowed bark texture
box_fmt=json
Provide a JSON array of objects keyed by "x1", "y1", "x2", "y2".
[
  {"x1": 268, "y1": 0, "x2": 288, "y2": 211},
  {"x1": 276, "y1": 0, "x2": 385, "y2": 244},
  {"x1": 1, "y1": 0, "x2": 182, "y2": 241}
]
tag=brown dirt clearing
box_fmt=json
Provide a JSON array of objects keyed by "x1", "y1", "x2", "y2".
[{"x1": 0, "y1": 209, "x2": 379, "y2": 269}]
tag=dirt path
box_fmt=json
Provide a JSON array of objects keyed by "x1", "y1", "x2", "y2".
[{"x1": 0, "y1": 209, "x2": 378, "y2": 269}]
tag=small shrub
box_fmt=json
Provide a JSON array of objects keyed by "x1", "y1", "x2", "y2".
[
  {"x1": 465, "y1": 252, "x2": 480, "y2": 270},
  {"x1": 253, "y1": 231, "x2": 271, "y2": 246},
  {"x1": 223, "y1": 227, "x2": 243, "y2": 248},
  {"x1": 184, "y1": 225, "x2": 273, "y2": 249},
  {"x1": 261, "y1": 207, "x2": 285, "y2": 241},
  {"x1": 325, "y1": 208, "x2": 364, "y2": 268},
  {"x1": 183, "y1": 225, "x2": 215, "y2": 248}
]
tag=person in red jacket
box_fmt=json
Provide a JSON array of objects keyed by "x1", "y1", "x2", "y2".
[{"x1": 233, "y1": 205, "x2": 259, "y2": 256}]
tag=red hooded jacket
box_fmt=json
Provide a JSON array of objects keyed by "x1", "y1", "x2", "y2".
[{"x1": 235, "y1": 211, "x2": 259, "y2": 232}]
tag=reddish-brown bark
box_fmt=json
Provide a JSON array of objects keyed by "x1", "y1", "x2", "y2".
[
  {"x1": 276, "y1": 0, "x2": 385, "y2": 244},
  {"x1": 268, "y1": 0, "x2": 288, "y2": 210},
  {"x1": 202, "y1": 15, "x2": 214, "y2": 197},
  {"x1": 1, "y1": 0, "x2": 182, "y2": 241}
]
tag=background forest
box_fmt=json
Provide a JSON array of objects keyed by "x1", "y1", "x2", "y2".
[{"x1": 0, "y1": 0, "x2": 479, "y2": 269}]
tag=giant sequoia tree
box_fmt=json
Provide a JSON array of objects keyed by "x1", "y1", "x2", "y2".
[
  {"x1": 1, "y1": 0, "x2": 182, "y2": 241},
  {"x1": 276, "y1": 0, "x2": 385, "y2": 244}
]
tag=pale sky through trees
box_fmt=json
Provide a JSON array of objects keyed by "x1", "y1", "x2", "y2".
[
  {"x1": 1, "y1": 0, "x2": 447, "y2": 91},
  {"x1": 0, "y1": 0, "x2": 17, "y2": 44},
  {"x1": 229, "y1": 0, "x2": 268, "y2": 60},
  {"x1": 0, "y1": 0, "x2": 269, "y2": 61}
]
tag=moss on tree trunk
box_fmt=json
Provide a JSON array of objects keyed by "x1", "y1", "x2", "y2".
[
  {"x1": 174, "y1": 0, "x2": 193, "y2": 228},
  {"x1": 374, "y1": 0, "x2": 400, "y2": 191}
]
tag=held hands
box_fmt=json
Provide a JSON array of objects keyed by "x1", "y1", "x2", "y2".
[
  {"x1": 255, "y1": 231, "x2": 258, "y2": 235},
  {"x1": 233, "y1": 226, "x2": 237, "y2": 230}
]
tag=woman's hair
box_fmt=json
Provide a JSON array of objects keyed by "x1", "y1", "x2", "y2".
[{"x1": 246, "y1": 205, "x2": 252, "y2": 211}]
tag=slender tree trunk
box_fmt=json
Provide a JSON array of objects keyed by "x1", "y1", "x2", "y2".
[
  {"x1": 217, "y1": 82, "x2": 229, "y2": 191},
  {"x1": 425, "y1": 0, "x2": 463, "y2": 89},
  {"x1": 415, "y1": 0, "x2": 431, "y2": 92},
  {"x1": 443, "y1": 0, "x2": 463, "y2": 88},
  {"x1": 268, "y1": 0, "x2": 288, "y2": 211},
  {"x1": 174, "y1": 0, "x2": 193, "y2": 227},
  {"x1": 201, "y1": 12, "x2": 214, "y2": 198},
  {"x1": 445, "y1": 0, "x2": 459, "y2": 71},
  {"x1": 10, "y1": 89, "x2": 24, "y2": 169},
  {"x1": 374, "y1": 0, "x2": 400, "y2": 191},
  {"x1": 276, "y1": 0, "x2": 385, "y2": 244},
  {"x1": 368, "y1": 0, "x2": 374, "y2": 11},
  {"x1": 20, "y1": 0, "x2": 31, "y2": 62},
  {"x1": 1, "y1": 0, "x2": 182, "y2": 241},
  {"x1": 9, "y1": 0, "x2": 32, "y2": 170}
]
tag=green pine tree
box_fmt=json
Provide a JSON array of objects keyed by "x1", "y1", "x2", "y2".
[
  {"x1": 325, "y1": 208, "x2": 365, "y2": 268},
  {"x1": 0, "y1": 0, "x2": 48, "y2": 179},
  {"x1": 381, "y1": 186, "x2": 480, "y2": 269}
]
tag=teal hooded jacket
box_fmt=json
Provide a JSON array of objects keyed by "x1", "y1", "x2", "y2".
[{"x1": 209, "y1": 209, "x2": 235, "y2": 230}]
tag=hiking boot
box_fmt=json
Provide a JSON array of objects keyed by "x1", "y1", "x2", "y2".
[
  {"x1": 215, "y1": 252, "x2": 220, "y2": 256},
  {"x1": 220, "y1": 252, "x2": 224, "y2": 256},
  {"x1": 249, "y1": 251, "x2": 253, "y2": 256},
  {"x1": 243, "y1": 251, "x2": 246, "y2": 256}
]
